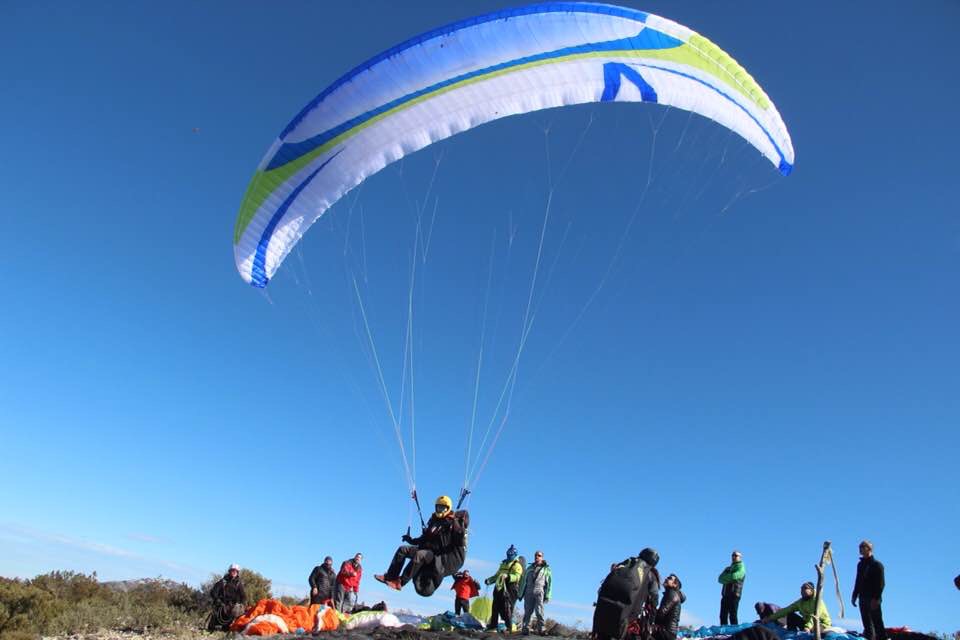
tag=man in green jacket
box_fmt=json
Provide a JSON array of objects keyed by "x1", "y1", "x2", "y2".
[
  {"x1": 718, "y1": 550, "x2": 745, "y2": 625},
  {"x1": 519, "y1": 550, "x2": 553, "y2": 635},
  {"x1": 486, "y1": 545, "x2": 524, "y2": 632},
  {"x1": 762, "y1": 582, "x2": 831, "y2": 631}
]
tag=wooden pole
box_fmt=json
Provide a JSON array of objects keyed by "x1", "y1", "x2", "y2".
[{"x1": 814, "y1": 541, "x2": 830, "y2": 640}]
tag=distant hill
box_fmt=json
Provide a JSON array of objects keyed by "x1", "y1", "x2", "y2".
[{"x1": 101, "y1": 577, "x2": 183, "y2": 592}]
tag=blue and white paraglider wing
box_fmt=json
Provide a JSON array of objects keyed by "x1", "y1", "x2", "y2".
[{"x1": 234, "y1": 3, "x2": 794, "y2": 287}]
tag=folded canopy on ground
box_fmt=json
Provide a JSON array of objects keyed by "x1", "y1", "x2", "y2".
[
  {"x1": 234, "y1": 2, "x2": 795, "y2": 288},
  {"x1": 229, "y1": 599, "x2": 401, "y2": 635}
]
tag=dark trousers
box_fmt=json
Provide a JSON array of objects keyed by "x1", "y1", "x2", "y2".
[
  {"x1": 455, "y1": 597, "x2": 470, "y2": 615},
  {"x1": 859, "y1": 599, "x2": 886, "y2": 640},
  {"x1": 720, "y1": 594, "x2": 740, "y2": 625},
  {"x1": 488, "y1": 587, "x2": 516, "y2": 630},
  {"x1": 385, "y1": 544, "x2": 435, "y2": 585},
  {"x1": 786, "y1": 612, "x2": 805, "y2": 631}
]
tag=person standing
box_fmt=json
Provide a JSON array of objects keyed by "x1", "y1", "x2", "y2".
[
  {"x1": 485, "y1": 545, "x2": 524, "y2": 632},
  {"x1": 519, "y1": 550, "x2": 553, "y2": 635},
  {"x1": 451, "y1": 570, "x2": 481, "y2": 615},
  {"x1": 335, "y1": 553, "x2": 363, "y2": 613},
  {"x1": 852, "y1": 540, "x2": 886, "y2": 640},
  {"x1": 718, "y1": 550, "x2": 746, "y2": 625},
  {"x1": 308, "y1": 556, "x2": 337, "y2": 605}
]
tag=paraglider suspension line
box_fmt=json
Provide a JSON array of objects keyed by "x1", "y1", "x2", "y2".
[{"x1": 411, "y1": 490, "x2": 426, "y2": 529}]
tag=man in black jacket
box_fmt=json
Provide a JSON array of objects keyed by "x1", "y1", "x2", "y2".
[
  {"x1": 593, "y1": 548, "x2": 661, "y2": 640},
  {"x1": 208, "y1": 564, "x2": 246, "y2": 631},
  {"x1": 374, "y1": 495, "x2": 469, "y2": 596},
  {"x1": 654, "y1": 574, "x2": 686, "y2": 640},
  {"x1": 852, "y1": 540, "x2": 886, "y2": 640},
  {"x1": 308, "y1": 556, "x2": 337, "y2": 605}
]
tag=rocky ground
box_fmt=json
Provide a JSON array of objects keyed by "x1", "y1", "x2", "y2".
[{"x1": 41, "y1": 624, "x2": 587, "y2": 640}]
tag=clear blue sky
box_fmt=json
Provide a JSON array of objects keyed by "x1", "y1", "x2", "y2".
[{"x1": 1, "y1": 0, "x2": 958, "y2": 633}]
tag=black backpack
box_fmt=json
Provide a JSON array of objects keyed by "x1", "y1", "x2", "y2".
[{"x1": 592, "y1": 558, "x2": 655, "y2": 640}]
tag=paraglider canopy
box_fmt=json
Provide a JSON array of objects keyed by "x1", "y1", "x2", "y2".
[{"x1": 233, "y1": 2, "x2": 794, "y2": 289}]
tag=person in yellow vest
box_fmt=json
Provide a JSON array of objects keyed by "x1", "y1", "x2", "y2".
[
  {"x1": 762, "y1": 582, "x2": 831, "y2": 631},
  {"x1": 485, "y1": 545, "x2": 524, "y2": 632}
]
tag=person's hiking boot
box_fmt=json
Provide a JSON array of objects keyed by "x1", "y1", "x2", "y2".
[
  {"x1": 522, "y1": 629, "x2": 530, "y2": 636},
  {"x1": 385, "y1": 578, "x2": 402, "y2": 591},
  {"x1": 374, "y1": 574, "x2": 388, "y2": 584}
]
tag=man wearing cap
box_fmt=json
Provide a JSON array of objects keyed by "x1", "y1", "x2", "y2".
[
  {"x1": 309, "y1": 556, "x2": 337, "y2": 605},
  {"x1": 718, "y1": 550, "x2": 746, "y2": 625},
  {"x1": 485, "y1": 545, "x2": 524, "y2": 632},
  {"x1": 852, "y1": 540, "x2": 886, "y2": 640},
  {"x1": 208, "y1": 564, "x2": 247, "y2": 631}
]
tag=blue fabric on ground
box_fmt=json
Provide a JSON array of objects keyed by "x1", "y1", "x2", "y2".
[
  {"x1": 426, "y1": 611, "x2": 485, "y2": 630},
  {"x1": 681, "y1": 623, "x2": 859, "y2": 640},
  {"x1": 682, "y1": 623, "x2": 756, "y2": 637}
]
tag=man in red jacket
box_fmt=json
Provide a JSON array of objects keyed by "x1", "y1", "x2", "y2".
[
  {"x1": 335, "y1": 553, "x2": 363, "y2": 613},
  {"x1": 451, "y1": 570, "x2": 481, "y2": 615}
]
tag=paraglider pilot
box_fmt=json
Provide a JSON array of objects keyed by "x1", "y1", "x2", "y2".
[{"x1": 375, "y1": 495, "x2": 469, "y2": 596}]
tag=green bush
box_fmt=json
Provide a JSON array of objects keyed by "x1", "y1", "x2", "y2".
[
  {"x1": 29, "y1": 571, "x2": 112, "y2": 604},
  {"x1": 0, "y1": 569, "x2": 281, "y2": 635},
  {"x1": 0, "y1": 577, "x2": 65, "y2": 637},
  {"x1": 1, "y1": 572, "x2": 210, "y2": 636}
]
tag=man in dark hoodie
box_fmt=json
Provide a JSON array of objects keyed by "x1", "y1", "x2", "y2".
[
  {"x1": 852, "y1": 540, "x2": 886, "y2": 640},
  {"x1": 208, "y1": 564, "x2": 246, "y2": 631},
  {"x1": 654, "y1": 574, "x2": 686, "y2": 640},
  {"x1": 308, "y1": 556, "x2": 337, "y2": 605}
]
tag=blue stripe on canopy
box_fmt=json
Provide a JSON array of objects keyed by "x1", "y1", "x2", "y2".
[{"x1": 251, "y1": 149, "x2": 344, "y2": 287}]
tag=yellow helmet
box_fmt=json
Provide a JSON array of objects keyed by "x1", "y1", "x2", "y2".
[{"x1": 435, "y1": 495, "x2": 453, "y2": 512}]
